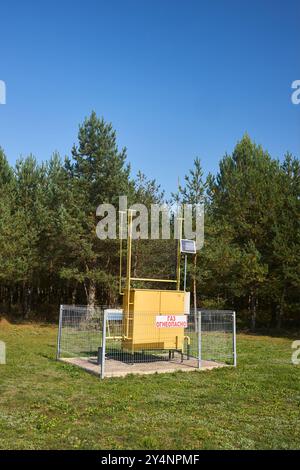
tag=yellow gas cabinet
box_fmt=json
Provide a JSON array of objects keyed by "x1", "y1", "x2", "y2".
[
  {"x1": 119, "y1": 210, "x2": 193, "y2": 355},
  {"x1": 122, "y1": 289, "x2": 189, "y2": 352}
]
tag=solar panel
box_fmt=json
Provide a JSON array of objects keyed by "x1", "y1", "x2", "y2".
[{"x1": 180, "y1": 239, "x2": 196, "y2": 254}]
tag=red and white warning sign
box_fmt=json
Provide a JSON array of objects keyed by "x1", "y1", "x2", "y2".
[{"x1": 155, "y1": 315, "x2": 187, "y2": 328}]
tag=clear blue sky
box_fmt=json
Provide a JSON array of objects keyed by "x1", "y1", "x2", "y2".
[{"x1": 0, "y1": 0, "x2": 299, "y2": 195}]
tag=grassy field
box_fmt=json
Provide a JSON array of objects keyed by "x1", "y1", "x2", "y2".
[{"x1": 0, "y1": 319, "x2": 299, "y2": 450}]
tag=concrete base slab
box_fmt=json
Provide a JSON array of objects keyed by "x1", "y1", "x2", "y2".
[{"x1": 59, "y1": 355, "x2": 227, "y2": 378}]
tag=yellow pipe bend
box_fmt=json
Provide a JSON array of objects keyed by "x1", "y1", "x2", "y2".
[{"x1": 184, "y1": 335, "x2": 191, "y2": 345}]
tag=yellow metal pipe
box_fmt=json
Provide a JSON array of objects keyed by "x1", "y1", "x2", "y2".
[
  {"x1": 184, "y1": 335, "x2": 191, "y2": 345},
  {"x1": 119, "y1": 211, "x2": 125, "y2": 295},
  {"x1": 126, "y1": 210, "x2": 133, "y2": 302},
  {"x1": 131, "y1": 277, "x2": 177, "y2": 283},
  {"x1": 176, "y1": 216, "x2": 183, "y2": 290},
  {"x1": 125, "y1": 210, "x2": 135, "y2": 337}
]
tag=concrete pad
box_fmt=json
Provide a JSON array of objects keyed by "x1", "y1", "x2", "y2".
[{"x1": 59, "y1": 355, "x2": 227, "y2": 378}]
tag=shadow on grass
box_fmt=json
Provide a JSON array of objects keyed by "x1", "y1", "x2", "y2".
[
  {"x1": 0, "y1": 313, "x2": 57, "y2": 328},
  {"x1": 105, "y1": 350, "x2": 171, "y2": 364},
  {"x1": 239, "y1": 327, "x2": 300, "y2": 340}
]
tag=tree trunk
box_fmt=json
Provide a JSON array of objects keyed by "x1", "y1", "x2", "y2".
[
  {"x1": 71, "y1": 286, "x2": 77, "y2": 305},
  {"x1": 276, "y1": 286, "x2": 286, "y2": 330},
  {"x1": 249, "y1": 289, "x2": 257, "y2": 331},
  {"x1": 22, "y1": 282, "x2": 31, "y2": 319},
  {"x1": 133, "y1": 238, "x2": 140, "y2": 278},
  {"x1": 87, "y1": 280, "x2": 96, "y2": 308},
  {"x1": 8, "y1": 288, "x2": 12, "y2": 314}
]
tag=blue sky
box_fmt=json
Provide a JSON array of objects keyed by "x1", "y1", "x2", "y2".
[{"x1": 0, "y1": 0, "x2": 299, "y2": 195}]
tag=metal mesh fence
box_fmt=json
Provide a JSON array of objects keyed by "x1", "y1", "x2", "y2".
[
  {"x1": 57, "y1": 305, "x2": 236, "y2": 378},
  {"x1": 57, "y1": 305, "x2": 103, "y2": 359},
  {"x1": 199, "y1": 310, "x2": 236, "y2": 365}
]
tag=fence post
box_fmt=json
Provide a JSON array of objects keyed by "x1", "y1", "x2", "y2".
[
  {"x1": 198, "y1": 310, "x2": 202, "y2": 369},
  {"x1": 100, "y1": 310, "x2": 107, "y2": 379},
  {"x1": 56, "y1": 305, "x2": 63, "y2": 360},
  {"x1": 233, "y1": 311, "x2": 237, "y2": 367}
]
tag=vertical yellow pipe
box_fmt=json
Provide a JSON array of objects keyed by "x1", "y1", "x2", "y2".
[
  {"x1": 126, "y1": 210, "x2": 133, "y2": 305},
  {"x1": 119, "y1": 211, "x2": 125, "y2": 295},
  {"x1": 125, "y1": 210, "x2": 134, "y2": 338},
  {"x1": 176, "y1": 177, "x2": 183, "y2": 292},
  {"x1": 176, "y1": 216, "x2": 183, "y2": 290}
]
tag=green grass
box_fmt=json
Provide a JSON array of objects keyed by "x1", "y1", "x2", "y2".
[{"x1": 0, "y1": 319, "x2": 299, "y2": 450}]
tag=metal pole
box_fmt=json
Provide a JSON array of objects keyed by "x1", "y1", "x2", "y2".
[
  {"x1": 183, "y1": 255, "x2": 187, "y2": 291},
  {"x1": 194, "y1": 256, "x2": 198, "y2": 333},
  {"x1": 119, "y1": 211, "x2": 125, "y2": 295},
  {"x1": 233, "y1": 311, "x2": 237, "y2": 367},
  {"x1": 125, "y1": 210, "x2": 134, "y2": 339},
  {"x1": 56, "y1": 305, "x2": 63, "y2": 360},
  {"x1": 101, "y1": 310, "x2": 107, "y2": 379},
  {"x1": 198, "y1": 310, "x2": 202, "y2": 369},
  {"x1": 176, "y1": 216, "x2": 183, "y2": 291},
  {"x1": 126, "y1": 210, "x2": 134, "y2": 307}
]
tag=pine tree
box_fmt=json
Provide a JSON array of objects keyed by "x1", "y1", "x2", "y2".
[
  {"x1": 172, "y1": 157, "x2": 207, "y2": 314},
  {"x1": 270, "y1": 153, "x2": 300, "y2": 328},
  {"x1": 62, "y1": 112, "x2": 133, "y2": 306},
  {"x1": 211, "y1": 134, "x2": 282, "y2": 329}
]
